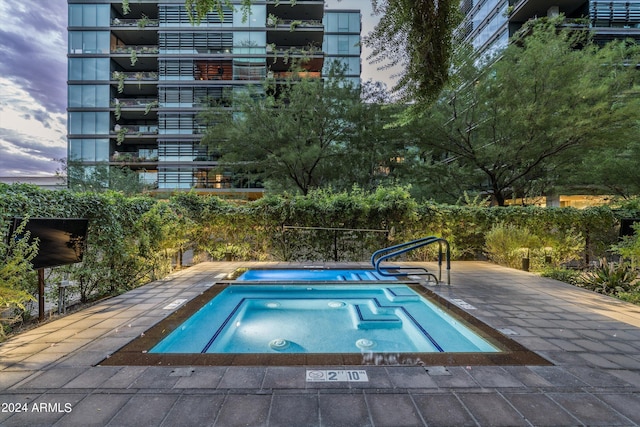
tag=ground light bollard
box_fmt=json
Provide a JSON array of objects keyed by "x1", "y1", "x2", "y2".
[
  {"x1": 58, "y1": 279, "x2": 71, "y2": 315},
  {"x1": 521, "y1": 248, "x2": 530, "y2": 272}
]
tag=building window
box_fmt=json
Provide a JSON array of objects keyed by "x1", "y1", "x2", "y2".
[
  {"x1": 69, "y1": 4, "x2": 110, "y2": 27},
  {"x1": 159, "y1": 114, "x2": 198, "y2": 135},
  {"x1": 233, "y1": 5, "x2": 266, "y2": 27},
  {"x1": 69, "y1": 112, "x2": 109, "y2": 135},
  {"x1": 69, "y1": 31, "x2": 110, "y2": 54},
  {"x1": 324, "y1": 12, "x2": 360, "y2": 33},
  {"x1": 194, "y1": 60, "x2": 233, "y2": 80},
  {"x1": 69, "y1": 58, "x2": 111, "y2": 81},
  {"x1": 68, "y1": 85, "x2": 110, "y2": 108},
  {"x1": 69, "y1": 138, "x2": 109, "y2": 162},
  {"x1": 159, "y1": 32, "x2": 233, "y2": 54},
  {"x1": 159, "y1": 5, "x2": 233, "y2": 27},
  {"x1": 233, "y1": 31, "x2": 266, "y2": 51}
]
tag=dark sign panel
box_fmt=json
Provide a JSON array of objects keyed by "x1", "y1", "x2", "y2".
[{"x1": 7, "y1": 218, "x2": 89, "y2": 269}]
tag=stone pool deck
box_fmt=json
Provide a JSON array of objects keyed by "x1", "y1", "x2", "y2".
[{"x1": 1, "y1": 261, "x2": 640, "y2": 426}]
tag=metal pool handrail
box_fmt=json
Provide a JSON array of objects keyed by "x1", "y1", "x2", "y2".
[{"x1": 371, "y1": 236, "x2": 451, "y2": 285}]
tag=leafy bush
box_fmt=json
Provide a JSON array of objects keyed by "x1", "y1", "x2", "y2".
[
  {"x1": 484, "y1": 223, "x2": 540, "y2": 269},
  {"x1": 617, "y1": 292, "x2": 640, "y2": 305},
  {"x1": 612, "y1": 222, "x2": 640, "y2": 267},
  {"x1": 484, "y1": 221, "x2": 585, "y2": 271},
  {"x1": 540, "y1": 267, "x2": 582, "y2": 286},
  {"x1": 578, "y1": 260, "x2": 639, "y2": 296},
  {"x1": 0, "y1": 218, "x2": 38, "y2": 339}
]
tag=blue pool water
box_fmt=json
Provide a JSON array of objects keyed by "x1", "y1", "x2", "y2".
[
  {"x1": 236, "y1": 269, "x2": 396, "y2": 282},
  {"x1": 151, "y1": 284, "x2": 498, "y2": 354}
]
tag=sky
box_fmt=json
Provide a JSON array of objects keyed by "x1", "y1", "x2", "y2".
[{"x1": 0, "y1": 0, "x2": 392, "y2": 178}]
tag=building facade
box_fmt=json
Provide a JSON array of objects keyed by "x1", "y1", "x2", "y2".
[
  {"x1": 323, "y1": 9, "x2": 361, "y2": 87},
  {"x1": 67, "y1": 1, "x2": 360, "y2": 195},
  {"x1": 462, "y1": 0, "x2": 640, "y2": 58}
]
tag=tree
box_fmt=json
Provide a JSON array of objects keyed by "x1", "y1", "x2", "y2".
[
  {"x1": 185, "y1": 0, "x2": 460, "y2": 103},
  {"x1": 404, "y1": 19, "x2": 640, "y2": 205},
  {"x1": 200, "y1": 65, "x2": 362, "y2": 195},
  {"x1": 564, "y1": 138, "x2": 640, "y2": 199},
  {"x1": 367, "y1": 0, "x2": 461, "y2": 103},
  {"x1": 326, "y1": 81, "x2": 409, "y2": 192}
]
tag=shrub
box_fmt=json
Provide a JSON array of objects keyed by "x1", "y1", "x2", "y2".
[
  {"x1": 540, "y1": 267, "x2": 582, "y2": 286},
  {"x1": 0, "y1": 218, "x2": 38, "y2": 340},
  {"x1": 578, "y1": 260, "x2": 639, "y2": 296},
  {"x1": 617, "y1": 292, "x2": 640, "y2": 305},
  {"x1": 612, "y1": 222, "x2": 640, "y2": 267},
  {"x1": 484, "y1": 223, "x2": 540, "y2": 269},
  {"x1": 536, "y1": 227, "x2": 585, "y2": 269}
]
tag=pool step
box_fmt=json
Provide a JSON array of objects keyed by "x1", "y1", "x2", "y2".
[
  {"x1": 347, "y1": 272, "x2": 381, "y2": 281},
  {"x1": 383, "y1": 288, "x2": 420, "y2": 303},
  {"x1": 350, "y1": 303, "x2": 402, "y2": 329}
]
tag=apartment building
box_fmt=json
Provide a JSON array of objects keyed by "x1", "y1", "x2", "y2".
[
  {"x1": 67, "y1": 1, "x2": 360, "y2": 195},
  {"x1": 462, "y1": 0, "x2": 640, "y2": 58}
]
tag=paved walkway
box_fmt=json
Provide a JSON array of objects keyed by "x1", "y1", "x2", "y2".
[{"x1": 1, "y1": 261, "x2": 640, "y2": 426}]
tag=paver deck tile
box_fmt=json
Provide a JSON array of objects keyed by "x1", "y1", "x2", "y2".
[{"x1": 1, "y1": 261, "x2": 640, "y2": 426}]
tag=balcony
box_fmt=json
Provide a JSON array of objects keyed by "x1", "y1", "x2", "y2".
[
  {"x1": 267, "y1": 1, "x2": 324, "y2": 22},
  {"x1": 112, "y1": 98, "x2": 158, "y2": 122},
  {"x1": 509, "y1": 0, "x2": 585, "y2": 23},
  {"x1": 267, "y1": 44, "x2": 324, "y2": 72},
  {"x1": 112, "y1": 125, "x2": 159, "y2": 144},
  {"x1": 111, "y1": 150, "x2": 158, "y2": 164},
  {"x1": 267, "y1": 18, "x2": 324, "y2": 48},
  {"x1": 111, "y1": 71, "x2": 158, "y2": 94}
]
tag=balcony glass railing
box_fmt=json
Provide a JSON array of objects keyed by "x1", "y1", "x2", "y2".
[
  {"x1": 267, "y1": 45, "x2": 322, "y2": 55},
  {"x1": 111, "y1": 18, "x2": 159, "y2": 27},
  {"x1": 112, "y1": 71, "x2": 159, "y2": 81},
  {"x1": 110, "y1": 151, "x2": 159, "y2": 163},
  {"x1": 111, "y1": 45, "x2": 159, "y2": 54},
  {"x1": 112, "y1": 98, "x2": 158, "y2": 108},
  {"x1": 268, "y1": 19, "x2": 323, "y2": 29},
  {"x1": 122, "y1": 125, "x2": 158, "y2": 134}
]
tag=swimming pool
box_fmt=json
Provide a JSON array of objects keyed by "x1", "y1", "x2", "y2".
[
  {"x1": 150, "y1": 284, "x2": 497, "y2": 354},
  {"x1": 102, "y1": 268, "x2": 550, "y2": 366},
  {"x1": 235, "y1": 268, "x2": 396, "y2": 282}
]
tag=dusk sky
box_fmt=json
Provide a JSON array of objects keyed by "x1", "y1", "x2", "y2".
[{"x1": 0, "y1": 0, "x2": 394, "y2": 178}]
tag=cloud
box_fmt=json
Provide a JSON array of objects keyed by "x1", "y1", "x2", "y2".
[
  {"x1": 0, "y1": 0, "x2": 67, "y2": 176},
  {"x1": 0, "y1": 0, "x2": 67, "y2": 114},
  {"x1": 0, "y1": 77, "x2": 66, "y2": 176}
]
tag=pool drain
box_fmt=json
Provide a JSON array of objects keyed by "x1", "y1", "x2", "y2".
[
  {"x1": 328, "y1": 301, "x2": 346, "y2": 308},
  {"x1": 356, "y1": 339, "x2": 376, "y2": 349},
  {"x1": 265, "y1": 301, "x2": 281, "y2": 308},
  {"x1": 269, "y1": 338, "x2": 290, "y2": 350}
]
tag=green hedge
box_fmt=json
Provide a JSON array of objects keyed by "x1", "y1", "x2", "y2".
[{"x1": 1, "y1": 183, "x2": 636, "y2": 329}]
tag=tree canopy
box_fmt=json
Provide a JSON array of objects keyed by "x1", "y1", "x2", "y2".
[
  {"x1": 403, "y1": 18, "x2": 640, "y2": 205},
  {"x1": 200, "y1": 65, "x2": 363, "y2": 194},
  {"x1": 367, "y1": 0, "x2": 461, "y2": 103}
]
